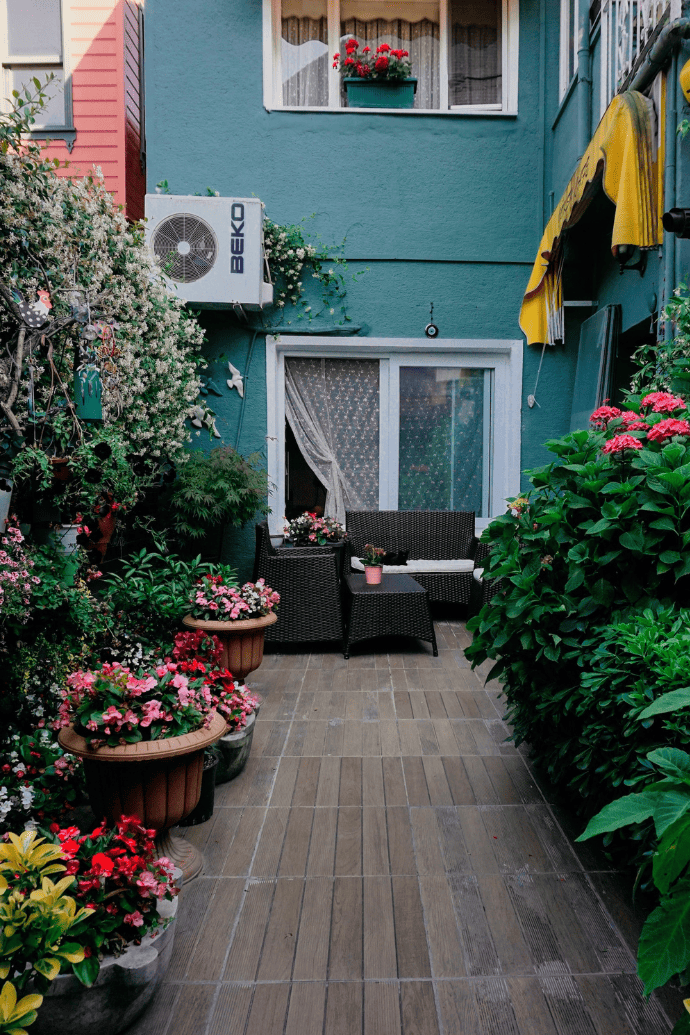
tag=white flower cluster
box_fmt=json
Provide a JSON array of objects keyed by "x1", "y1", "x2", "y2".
[{"x1": 0, "y1": 151, "x2": 205, "y2": 459}]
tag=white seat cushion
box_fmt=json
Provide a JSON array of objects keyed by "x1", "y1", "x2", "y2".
[
  {"x1": 473, "y1": 567, "x2": 484, "y2": 582},
  {"x1": 351, "y1": 557, "x2": 474, "y2": 575}
]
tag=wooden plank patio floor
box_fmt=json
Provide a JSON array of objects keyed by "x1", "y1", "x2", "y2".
[{"x1": 128, "y1": 619, "x2": 673, "y2": 1035}]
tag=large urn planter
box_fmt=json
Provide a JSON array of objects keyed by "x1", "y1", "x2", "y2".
[
  {"x1": 344, "y1": 77, "x2": 417, "y2": 109},
  {"x1": 215, "y1": 711, "x2": 256, "y2": 785},
  {"x1": 58, "y1": 711, "x2": 227, "y2": 883},
  {"x1": 182, "y1": 611, "x2": 278, "y2": 681},
  {"x1": 31, "y1": 890, "x2": 179, "y2": 1035}
]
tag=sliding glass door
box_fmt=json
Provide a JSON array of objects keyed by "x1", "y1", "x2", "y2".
[{"x1": 392, "y1": 362, "x2": 492, "y2": 516}]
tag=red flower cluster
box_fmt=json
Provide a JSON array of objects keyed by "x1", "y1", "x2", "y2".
[
  {"x1": 589, "y1": 405, "x2": 622, "y2": 429},
  {"x1": 45, "y1": 814, "x2": 178, "y2": 980},
  {"x1": 601, "y1": 434, "x2": 644, "y2": 454},
  {"x1": 646, "y1": 418, "x2": 690, "y2": 442},
  {"x1": 333, "y1": 38, "x2": 412, "y2": 81},
  {"x1": 640, "y1": 391, "x2": 686, "y2": 414}
]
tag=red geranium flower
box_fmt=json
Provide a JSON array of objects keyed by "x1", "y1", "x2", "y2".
[
  {"x1": 374, "y1": 56, "x2": 389, "y2": 72},
  {"x1": 377, "y1": 43, "x2": 391, "y2": 52}
]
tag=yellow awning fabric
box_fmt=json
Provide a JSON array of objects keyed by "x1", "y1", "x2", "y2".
[{"x1": 519, "y1": 90, "x2": 662, "y2": 347}]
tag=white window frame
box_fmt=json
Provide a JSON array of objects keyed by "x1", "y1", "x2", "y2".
[
  {"x1": 0, "y1": 0, "x2": 73, "y2": 131},
  {"x1": 263, "y1": 0, "x2": 519, "y2": 115},
  {"x1": 265, "y1": 335, "x2": 523, "y2": 535},
  {"x1": 559, "y1": 0, "x2": 578, "y2": 102}
]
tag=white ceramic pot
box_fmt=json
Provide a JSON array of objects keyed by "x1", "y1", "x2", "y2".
[
  {"x1": 0, "y1": 485, "x2": 12, "y2": 533},
  {"x1": 54, "y1": 523, "x2": 80, "y2": 555}
]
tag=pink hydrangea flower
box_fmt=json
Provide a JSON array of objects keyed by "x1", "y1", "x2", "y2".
[
  {"x1": 640, "y1": 391, "x2": 686, "y2": 414},
  {"x1": 646, "y1": 418, "x2": 690, "y2": 442},
  {"x1": 601, "y1": 434, "x2": 643, "y2": 454}
]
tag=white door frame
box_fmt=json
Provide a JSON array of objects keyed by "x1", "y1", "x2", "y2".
[{"x1": 265, "y1": 335, "x2": 523, "y2": 535}]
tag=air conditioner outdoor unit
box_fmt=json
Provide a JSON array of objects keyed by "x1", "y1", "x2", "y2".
[{"x1": 144, "y1": 195, "x2": 273, "y2": 309}]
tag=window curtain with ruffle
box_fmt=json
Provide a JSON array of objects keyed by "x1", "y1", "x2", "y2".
[
  {"x1": 282, "y1": 13, "x2": 329, "y2": 106},
  {"x1": 285, "y1": 358, "x2": 380, "y2": 524}
]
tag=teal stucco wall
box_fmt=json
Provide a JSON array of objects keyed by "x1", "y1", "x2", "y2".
[{"x1": 143, "y1": 0, "x2": 603, "y2": 574}]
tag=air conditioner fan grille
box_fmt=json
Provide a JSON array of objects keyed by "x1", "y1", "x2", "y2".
[{"x1": 152, "y1": 213, "x2": 218, "y2": 283}]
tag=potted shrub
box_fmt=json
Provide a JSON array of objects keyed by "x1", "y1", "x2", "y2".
[
  {"x1": 361, "y1": 543, "x2": 385, "y2": 585},
  {"x1": 31, "y1": 816, "x2": 180, "y2": 1035},
  {"x1": 334, "y1": 38, "x2": 417, "y2": 109},
  {"x1": 182, "y1": 575, "x2": 279, "y2": 680},
  {"x1": 55, "y1": 658, "x2": 232, "y2": 882},
  {"x1": 172, "y1": 631, "x2": 261, "y2": 786}
]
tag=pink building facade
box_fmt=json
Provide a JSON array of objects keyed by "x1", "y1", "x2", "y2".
[{"x1": 3, "y1": 0, "x2": 145, "y2": 220}]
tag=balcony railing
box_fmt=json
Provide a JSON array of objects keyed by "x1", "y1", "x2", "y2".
[{"x1": 599, "y1": 0, "x2": 681, "y2": 111}]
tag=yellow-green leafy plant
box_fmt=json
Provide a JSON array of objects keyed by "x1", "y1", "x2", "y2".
[
  {"x1": 0, "y1": 832, "x2": 87, "y2": 991},
  {"x1": 0, "y1": 981, "x2": 42, "y2": 1035}
]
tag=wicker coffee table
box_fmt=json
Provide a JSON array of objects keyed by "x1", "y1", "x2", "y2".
[{"x1": 342, "y1": 572, "x2": 438, "y2": 659}]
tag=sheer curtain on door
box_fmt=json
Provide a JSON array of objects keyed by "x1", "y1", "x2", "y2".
[
  {"x1": 281, "y1": 0, "x2": 329, "y2": 107},
  {"x1": 285, "y1": 358, "x2": 379, "y2": 524}
]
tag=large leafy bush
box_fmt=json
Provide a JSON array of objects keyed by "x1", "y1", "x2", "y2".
[{"x1": 467, "y1": 393, "x2": 690, "y2": 817}]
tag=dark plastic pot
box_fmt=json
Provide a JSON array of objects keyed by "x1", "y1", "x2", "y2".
[{"x1": 179, "y1": 751, "x2": 218, "y2": 826}]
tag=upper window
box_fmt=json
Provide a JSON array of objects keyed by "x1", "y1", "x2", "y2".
[
  {"x1": 265, "y1": 0, "x2": 518, "y2": 113},
  {"x1": 1, "y1": 0, "x2": 69, "y2": 128},
  {"x1": 559, "y1": 0, "x2": 577, "y2": 101}
]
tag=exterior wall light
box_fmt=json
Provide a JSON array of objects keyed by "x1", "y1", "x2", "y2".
[
  {"x1": 662, "y1": 208, "x2": 690, "y2": 238},
  {"x1": 616, "y1": 243, "x2": 647, "y2": 276}
]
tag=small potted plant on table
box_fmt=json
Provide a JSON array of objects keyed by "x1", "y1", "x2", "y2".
[
  {"x1": 361, "y1": 543, "x2": 385, "y2": 585},
  {"x1": 334, "y1": 38, "x2": 417, "y2": 109},
  {"x1": 182, "y1": 575, "x2": 279, "y2": 681}
]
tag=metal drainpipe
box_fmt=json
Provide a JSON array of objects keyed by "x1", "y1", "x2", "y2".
[
  {"x1": 663, "y1": 50, "x2": 679, "y2": 343},
  {"x1": 629, "y1": 18, "x2": 690, "y2": 93},
  {"x1": 577, "y1": 0, "x2": 592, "y2": 158}
]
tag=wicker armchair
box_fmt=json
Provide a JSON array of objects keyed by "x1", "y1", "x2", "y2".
[
  {"x1": 470, "y1": 539, "x2": 504, "y2": 613},
  {"x1": 344, "y1": 510, "x2": 476, "y2": 605},
  {"x1": 253, "y1": 522, "x2": 344, "y2": 645}
]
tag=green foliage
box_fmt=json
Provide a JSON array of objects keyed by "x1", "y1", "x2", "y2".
[
  {"x1": 11, "y1": 426, "x2": 149, "y2": 523},
  {"x1": 466, "y1": 421, "x2": 690, "y2": 821},
  {"x1": 632, "y1": 284, "x2": 690, "y2": 395},
  {"x1": 0, "y1": 980, "x2": 43, "y2": 1035},
  {"x1": 169, "y1": 447, "x2": 269, "y2": 542},
  {"x1": 0, "y1": 832, "x2": 87, "y2": 992},
  {"x1": 100, "y1": 547, "x2": 236, "y2": 648},
  {"x1": 579, "y1": 748, "x2": 690, "y2": 997}
]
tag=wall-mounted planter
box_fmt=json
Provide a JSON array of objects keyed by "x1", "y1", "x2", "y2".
[
  {"x1": 74, "y1": 365, "x2": 103, "y2": 422},
  {"x1": 344, "y1": 78, "x2": 417, "y2": 109}
]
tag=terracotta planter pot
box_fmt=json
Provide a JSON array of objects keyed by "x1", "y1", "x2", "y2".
[
  {"x1": 182, "y1": 611, "x2": 278, "y2": 680},
  {"x1": 93, "y1": 508, "x2": 117, "y2": 559},
  {"x1": 50, "y1": 457, "x2": 71, "y2": 483},
  {"x1": 364, "y1": 565, "x2": 383, "y2": 585},
  {"x1": 58, "y1": 711, "x2": 227, "y2": 883}
]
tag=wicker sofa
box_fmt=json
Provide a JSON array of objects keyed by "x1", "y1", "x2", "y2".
[
  {"x1": 253, "y1": 521, "x2": 344, "y2": 645},
  {"x1": 345, "y1": 510, "x2": 476, "y2": 605},
  {"x1": 470, "y1": 539, "x2": 504, "y2": 613}
]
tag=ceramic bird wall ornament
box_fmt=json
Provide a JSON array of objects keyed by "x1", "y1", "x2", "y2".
[
  {"x1": 11, "y1": 287, "x2": 52, "y2": 329},
  {"x1": 227, "y1": 361, "x2": 244, "y2": 398}
]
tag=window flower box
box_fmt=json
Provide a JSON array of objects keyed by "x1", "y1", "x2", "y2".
[{"x1": 343, "y1": 77, "x2": 417, "y2": 109}]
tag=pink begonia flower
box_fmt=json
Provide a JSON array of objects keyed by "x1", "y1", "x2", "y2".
[
  {"x1": 124, "y1": 910, "x2": 145, "y2": 927},
  {"x1": 136, "y1": 870, "x2": 158, "y2": 895}
]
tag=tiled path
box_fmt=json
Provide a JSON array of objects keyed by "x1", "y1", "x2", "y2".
[{"x1": 130, "y1": 619, "x2": 673, "y2": 1035}]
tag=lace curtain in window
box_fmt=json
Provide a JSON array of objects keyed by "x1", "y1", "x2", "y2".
[
  {"x1": 285, "y1": 358, "x2": 379, "y2": 524},
  {"x1": 282, "y1": 14, "x2": 329, "y2": 106},
  {"x1": 340, "y1": 16, "x2": 440, "y2": 109},
  {"x1": 449, "y1": 0, "x2": 501, "y2": 106}
]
